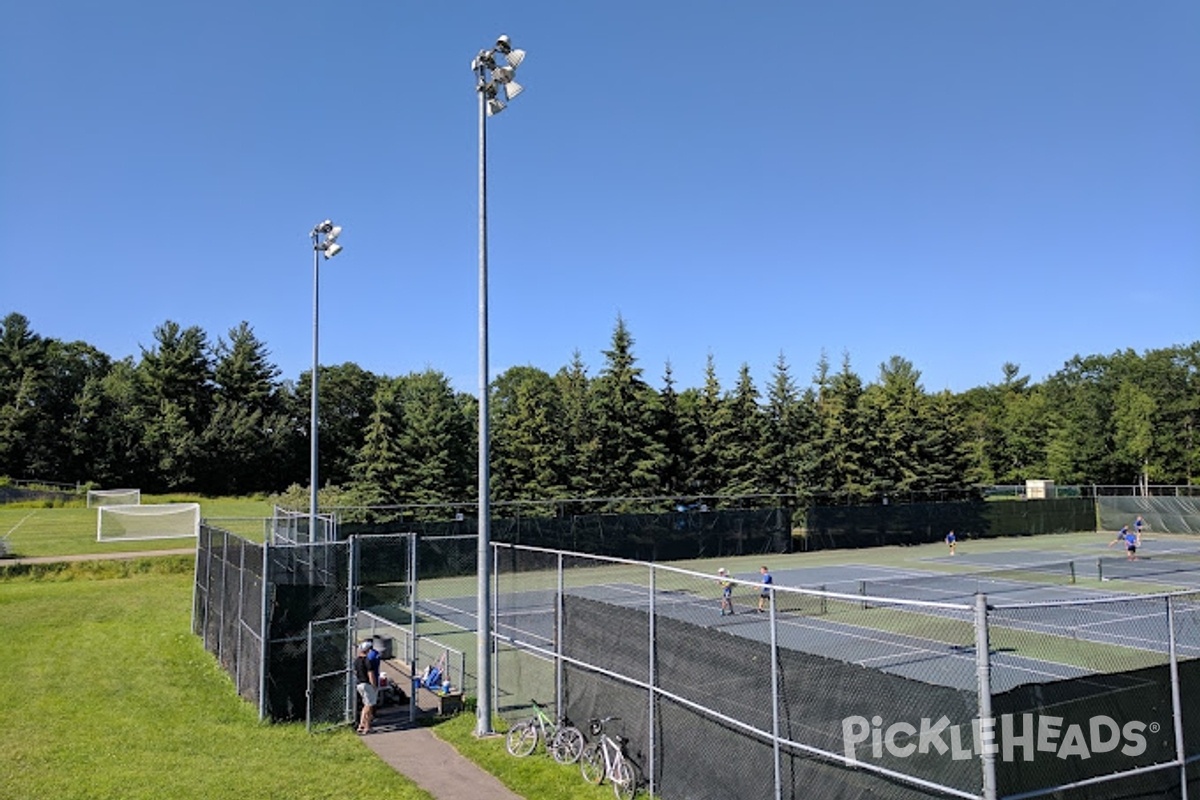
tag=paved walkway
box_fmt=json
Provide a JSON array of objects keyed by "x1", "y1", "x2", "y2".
[
  {"x1": 361, "y1": 704, "x2": 522, "y2": 800},
  {"x1": 2, "y1": 547, "x2": 196, "y2": 565}
]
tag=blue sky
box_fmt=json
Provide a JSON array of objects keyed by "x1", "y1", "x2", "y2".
[{"x1": 3, "y1": 2, "x2": 1197, "y2": 396}]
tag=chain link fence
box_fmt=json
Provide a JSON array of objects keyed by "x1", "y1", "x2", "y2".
[
  {"x1": 194, "y1": 524, "x2": 474, "y2": 726},
  {"x1": 493, "y1": 543, "x2": 1200, "y2": 800}
]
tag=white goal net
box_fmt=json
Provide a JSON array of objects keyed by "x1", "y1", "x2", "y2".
[
  {"x1": 271, "y1": 506, "x2": 337, "y2": 544},
  {"x1": 97, "y1": 503, "x2": 200, "y2": 542},
  {"x1": 87, "y1": 488, "x2": 141, "y2": 508}
]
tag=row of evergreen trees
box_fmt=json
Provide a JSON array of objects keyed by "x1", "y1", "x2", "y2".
[{"x1": 1, "y1": 311, "x2": 1196, "y2": 509}]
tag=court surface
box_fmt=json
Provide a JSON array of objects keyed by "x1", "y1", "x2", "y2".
[{"x1": 412, "y1": 533, "x2": 1200, "y2": 694}]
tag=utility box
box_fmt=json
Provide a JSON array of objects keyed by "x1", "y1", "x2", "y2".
[{"x1": 1026, "y1": 480, "x2": 1056, "y2": 499}]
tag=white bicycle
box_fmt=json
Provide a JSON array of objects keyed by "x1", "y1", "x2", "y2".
[{"x1": 580, "y1": 716, "x2": 638, "y2": 799}]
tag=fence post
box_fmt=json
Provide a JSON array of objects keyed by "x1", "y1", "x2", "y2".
[
  {"x1": 347, "y1": 537, "x2": 359, "y2": 724},
  {"x1": 191, "y1": 525, "x2": 204, "y2": 638},
  {"x1": 236, "y1": 538, "x2": 247, "y2": 710},
  {"x1": 306, "y1": 621, "x2": 315, "y2": 734},
  {"x1": 769, "y1": 589, "x2": 782, "y2": 800},
  {"x1": 648, "y1": 563, "x2": 657, "y2": 799},
  {"x1": 556, "y1": 551, "x2": 564, "y2": 715},
  {"x1": 1167, "y1": 595, "x2": 1189, "y2": 800},
  {"x1": 409, "y1": 533, "x2": 418, "y2": 724},
  {"x1": 975, "y1": 593, "x2": 997, "y2": 800},
  {"x1": 492, "y1": 543, "x2": 500, "y2": 721},
  {"x1": 259, "y1": 539, "x2": 270, "y2": 721}
]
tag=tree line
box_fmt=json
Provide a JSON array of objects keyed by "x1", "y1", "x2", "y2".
[{"x1": 1, "y1": 311, "x2": 1196, "y2": 511}]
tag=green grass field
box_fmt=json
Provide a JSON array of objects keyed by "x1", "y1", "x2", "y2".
[
  {"x1": 0, "y1": 565, "x2": 431, "y2": 800},
  {"x1": 0, "y1": 495, "x2": 273, "y2": 559}
]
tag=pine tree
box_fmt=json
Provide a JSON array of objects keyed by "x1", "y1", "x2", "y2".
[
  {"x1": 762, "y1": 353, "x2": 802, "y2": 496},
  {"x1": 689, "y1": 354, "x2": 725, "y2": 499},
  {"x1": 352, "y1": 380, "x2": 406, "y2": 506},
  {"x1": 491, "y1": 365, "x2": 565, "y2": 502},
  {"x1": 555, "y1": 351, "x2": 596, "y2": 500},
  {"x1": 718, "y1": 363, "x2": 764, "y2": 497},
  {"x1": 589, "y1": 317, "x2": 666, "y2": 504},
  {"x1": 657, "y1": 362, "x2": 692, "y2": 499}
]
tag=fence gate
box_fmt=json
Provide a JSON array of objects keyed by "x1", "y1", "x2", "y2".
[{"x1": 307, "y1": 617, "x2": 353, "y2": 733}]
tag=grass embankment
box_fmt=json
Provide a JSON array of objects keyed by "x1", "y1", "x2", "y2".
[{"x1": 0, "y1": 564, "x2": 429, "y2": 800}]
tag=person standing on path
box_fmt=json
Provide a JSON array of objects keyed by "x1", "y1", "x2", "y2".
[
  {"x1": 355, "y1": 641, "x2": 379, "y2": 734},
  {"x1": 365, "y1": 639, "x2": 382, "y2": 686},
  {"x1": 756, "y1": 565, "x2": 773, "y2": 613}
]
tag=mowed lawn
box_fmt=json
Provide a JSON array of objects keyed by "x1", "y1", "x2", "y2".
[
  {"x1": 0, "y1": 495, "x2": 273, "y2": 559},
  {"x1": 0, "y1": 564, "x2": 431, "y2": 800}
]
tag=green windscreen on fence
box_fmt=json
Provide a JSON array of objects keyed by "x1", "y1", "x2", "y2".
[
  {"x1": 343, "y1": 507, "x2": 791, "y2": 562},
  {"x1": 561, "y1": 594, "x2": 981, "y2": 800},
  {"x1": 802, "y1": 498, "x2": 1096, "y2": 551}
]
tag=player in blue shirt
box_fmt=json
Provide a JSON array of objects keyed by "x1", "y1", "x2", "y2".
[
  {"x1": 756, "y1": 565, "x2": 773, "y2": 613},
  {"x1": 945, "y1": 530, "x2": 957, "y2": 555},
  {"x1": 1109, "y1": 526, "x2": 1138, "y2": 560},
  {"x1": 717, "y1": 568, "x2": 733, "y2": 615}
]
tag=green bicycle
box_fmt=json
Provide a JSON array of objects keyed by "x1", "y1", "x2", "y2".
[{"x1": 504, "y1": 698, "x2": 586, "y2": 764}]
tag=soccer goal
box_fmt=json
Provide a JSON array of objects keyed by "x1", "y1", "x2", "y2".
[
  {"x1": 97, "y1": 503, "x2": 200, "y2": 542},
  {"x1": 271, "y1": 506, "x2": 337, "y2": 545},
  {"x1": 87, "y1": 488, "x2": 141, "y2": 508}
]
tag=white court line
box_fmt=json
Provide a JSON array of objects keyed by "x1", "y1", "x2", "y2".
[
  {"x1": 994, "y1": 610, "x2": 1200, "y2": 654},
  {"x1": 4, "y1": 511, "x2": 36, "y2": 538},
  {"x1": 771, "y1": 614, "x2": 1077, "y2": 681}
]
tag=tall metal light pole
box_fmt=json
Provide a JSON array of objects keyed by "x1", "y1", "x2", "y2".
[
  {"x1": 310, "y1": 220, "x2": 343, "y2": 542},
  {"x1": 471, "y1": 34, "x2": 525, "y2": 737}
]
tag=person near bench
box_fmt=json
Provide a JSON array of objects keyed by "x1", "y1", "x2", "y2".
[{"x1": 355, "y1": 640, "x2": 378, "y2": 734}]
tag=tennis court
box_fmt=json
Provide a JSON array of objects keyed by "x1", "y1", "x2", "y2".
[{"x1": 414, "y1": 540, "x2": 1200, "y2": 696}]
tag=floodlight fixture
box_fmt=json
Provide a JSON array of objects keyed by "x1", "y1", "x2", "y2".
[
  {"x1": 487, "y1": 97, "x2": 506, "y2": 116},
  {"x1": 505, "y1": 48, "x2": 525, "y2": 69},
  {"x1": 308, "y1": 218, "x2": 344, "y2": 544},
  {"x1": 495, "y1": 34, "x2": 512, "y2": 53}
]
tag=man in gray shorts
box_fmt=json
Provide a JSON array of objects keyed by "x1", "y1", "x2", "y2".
[{"x1": 355, "y1": 640, "x2": 379, "y2": 733}]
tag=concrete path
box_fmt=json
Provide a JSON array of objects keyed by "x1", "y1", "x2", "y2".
[
  {"x1": 361, "y1": 705, "x2": 522, "y2": 800},
  {"x1": 2, "y1": 547, "x2": 196, "y2": 565}
]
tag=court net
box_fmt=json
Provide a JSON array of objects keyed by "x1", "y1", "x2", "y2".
[
  {"x1": 1098, "y1": 553, "x2": 1200, "y2": 584},
  {"x1": 855, "y1": 560, "x2": 1077, "y2": 606}
]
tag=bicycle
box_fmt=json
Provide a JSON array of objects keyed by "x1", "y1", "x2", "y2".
[
  {"x1": 580, "y1": 716, "x2": 638, "y2": 799},
  {"x1": 504, "y1": 698, "x2": 585, "y2": 764}
]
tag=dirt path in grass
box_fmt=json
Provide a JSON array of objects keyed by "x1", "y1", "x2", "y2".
[{"x1": 2, "y1": 548, "x2": 196, "y2": 565}]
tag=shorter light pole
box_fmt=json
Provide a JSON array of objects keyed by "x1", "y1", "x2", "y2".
[{"x1": 310, "y1": 219, "x2": 343, "y2": 542}]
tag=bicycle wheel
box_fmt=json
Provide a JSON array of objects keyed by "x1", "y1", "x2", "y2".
[
  {"x1": 579, "y1": 742, "x2": 605, "y2": 784},
  {"x1": 611, "y1": 758, "x2": 636, "y2": 800},
  {"x1": 505, "y1": 721, "x2": 539, "y2": 757},
  {"x1": 552, "y1": 725, "x2": 585, "y2": 764}
]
